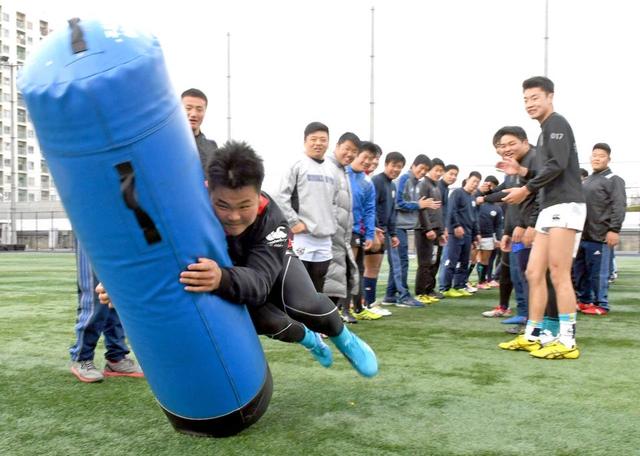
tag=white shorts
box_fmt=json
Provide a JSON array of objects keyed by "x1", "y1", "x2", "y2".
[
  {"x1": 478, "y1": 237, "x2": 496, "y2": 251},
  {"x1": 292, "y1": 233, "x2": 333, "y2": 262},
  {"x1": 535, "y1": 202, "x2": 586, "y2": 257}
]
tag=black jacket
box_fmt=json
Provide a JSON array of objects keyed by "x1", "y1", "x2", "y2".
[
  {"x1": 526, "y1": 113, "x2": 585, "y2": 208},
  {"x1": 581, "y1": 168, "x2": 626, "y2": 242},
  {"x1": 417, "y1": 176, "x2": 444, "y2": 233},
  {"x1": 215, "y1": 192, "x2": 289, "y2": 307}
]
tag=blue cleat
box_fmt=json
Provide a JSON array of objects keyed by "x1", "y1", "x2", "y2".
[
  {"x1": 330, "y1": 327, "x2": 378, "y2": 377},
  {"x1": 502, "y1": 315, "x2": 527, "y2": 325},
  {"x1": 300, "y1": 327, "x2": 333, "y2": 368}
]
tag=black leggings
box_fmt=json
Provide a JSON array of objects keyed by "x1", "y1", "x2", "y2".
[
  {"x1": 248, "y1": 255, "x2": 343, "y2": 342},
  {"x1": 301, "y1": 259, "x2": 331, "y2": 293}
]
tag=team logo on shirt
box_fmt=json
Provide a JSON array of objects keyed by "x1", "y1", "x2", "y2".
[
  {"x1": 265, "y1": 226, "x2": 288, "y2": 247},
  {"x1": 550, "y1": 133, "x2": 564, "y2": 140}
]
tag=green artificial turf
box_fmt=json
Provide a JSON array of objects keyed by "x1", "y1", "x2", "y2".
[{"x1": 1, "y1": 253, "x2": 639, "y2": 455}]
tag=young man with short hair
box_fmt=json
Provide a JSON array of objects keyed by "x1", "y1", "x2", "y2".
[
  {"x1": 475, "y1": 175, "x2": 503, "y2": 290},
  {"x1": 440, "y1": 172, "x2": 482, "y2": 297},
  {"x1": 393, "y1": 154, "x2": 440, "y2": 304},
  {"x1": 323, "y1": 132, "x2": 366, "y2": 323},
  {"x1": 416, "y1": 157, "x2": 446, "y2": 301},
  {"x1": 348, "y1": 142, "x2": 389, "y2": 319},
  {"x1": 573, "y1": 143, "x2": 626, "y2": 316},
  {"x1": 101, "y1": 141, "x2": 378, "y2": 377},
  {"x1": 181, "y1": 88, "x2": 218, "y2": 170},
  {"x1": 372, "y1": 153, "x2": 424, "y2": 308},
  {"x1": 276, "y1": 122, "x2": 337, "y2": 292},
  {"x1": 500, "y1": 76, "x2": 586, "y2": 359}
]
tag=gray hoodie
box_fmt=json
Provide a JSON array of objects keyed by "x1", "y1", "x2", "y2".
[{"x1": 275, "y1": 154, "x2": 337, "y2": 238}]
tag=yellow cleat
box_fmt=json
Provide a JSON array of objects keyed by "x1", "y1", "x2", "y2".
[
  {"x1": 498, "y1": 335, "x2": 541, "y2": 352},
  {"x1": 416, "y1": 294, "x2": 435, "y2": 304},
  {"x1": 353, "y1": 308, "x2": 382, "y2": 321},
  {"x1": 530, "y1": 341, "x2": 580, "y2": 359},
  {"x1": 442, "y1": 289, "x2": 464, "y2": 298}
]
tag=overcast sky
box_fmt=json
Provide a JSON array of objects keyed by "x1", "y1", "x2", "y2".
[{"x1": 19, "y1": 0, "x2": 640, "y2": 194}]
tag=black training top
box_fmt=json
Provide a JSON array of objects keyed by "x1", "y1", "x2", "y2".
[
  {"x1": 525, "y1": 113, "x2": 585, "y2": 208},
  {"x1": 195, "y1": 132, "x2": 218, "y2": 172},
  {"x1": 581, "y1": 168, "x2": 627, "y2": 242},
  {"x1": 215, "y1": 192, "x2": 289, "y2": 307}
]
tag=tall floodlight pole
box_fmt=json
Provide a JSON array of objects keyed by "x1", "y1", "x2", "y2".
[
  {"x1": 226, "y1": 32, "x2": 232, "y2": 141},
  {"x1": 544, "y1": 0, "x2": 549, "y2": 76},
  {"x1": 369, "y1": 6, "x2": 375, "y2": 141}
]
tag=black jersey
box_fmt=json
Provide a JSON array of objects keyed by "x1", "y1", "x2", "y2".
[
  {"x1": 215, "y1": 192, "x2": 290, "y2": 307},
  {"x1": 525, "y1": 113, "x2": 585, "y2": 208}
]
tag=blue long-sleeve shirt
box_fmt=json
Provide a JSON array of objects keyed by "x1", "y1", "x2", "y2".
[
  {"x1": 446, "y1": 188, "x2": 479, "y2": 237},
  {"x1": 395, "y1": 171, "x2": 423, "y2": 230},
  {"x1": 372, "y1": 173, "x2": 398, "y2": 236},
  {"x1": 347, "y1": 166, "x2": 376, "y2": 241}
]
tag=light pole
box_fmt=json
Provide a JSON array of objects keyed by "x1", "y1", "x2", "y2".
[{"x1": 0, "y1": 56, "x2": 19, "y2": 245}]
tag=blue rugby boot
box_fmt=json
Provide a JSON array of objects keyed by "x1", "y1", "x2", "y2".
[
  {"x1": 300, "y1": 327, "x2": 333, "y2": 368},
  {"x1": 330, "y1": 327, "x2": 378, "y2": 377}
]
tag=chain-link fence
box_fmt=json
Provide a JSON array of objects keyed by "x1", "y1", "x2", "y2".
[{"x1": 0, "y1": 210, "x2": 75, "y2": 251}]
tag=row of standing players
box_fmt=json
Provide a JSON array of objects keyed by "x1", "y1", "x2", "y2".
[{"x1": 273, "y1": 76, "x2": 626, "y2": 361}]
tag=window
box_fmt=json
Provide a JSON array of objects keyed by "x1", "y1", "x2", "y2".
[
  {"x1": 28, "y1": 176, "x2": 34, "y2": 186},
  {"x1": 3, "y1": 158, "x2": 10, "y2": 166},
  {"x1": 28, "y1": 129, "x2": 34, "y2": 138},
  {"x1": 4, "y1": 142, "x2": 9, "y2": 151},
  {"x1": 3, "y1": 109, "x2": 9, "y2": 119},
  {"x1": 28, "y1": 192, "x2": 35, "y2": 202},
  {"x1": 18, "y1": 189, "x2": 27, "y2": 202},
  {"x1": 18, "y1": 125, "x2": 26, "y2": 139},
  {"x1": 41, "y1": 190, "x2": 49, "y2": 199},
  {"x1": 28, "y1": 161, "x2": 34, "y2": 170},
  {"x1": 27, "y1": 21, "x2": 33, "y2": 30},
  {"x1": 27, "y1": 146, "x2": 33, "y2": 154},
  {"x1": 3, "y1": 126, "x2": 9, "y2": 134},
  {"x1": 2, "y1": 14, "x2": 9, "y2": 22}
]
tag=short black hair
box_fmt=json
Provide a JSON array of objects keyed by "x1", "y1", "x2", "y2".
[
  {"x1": 304, "y1": 122, "x2": 329, "y2": 140},
  {"x1": 484, "y1": 175, "x2": 499, "y2": 186},
  {"x1": 412, "y1": 154, "x2": 431, "y2": 168},
  {"x1": 593, "y1": 142, "x2": 611, "y2": 156},
  {"x1": 469, "y1": 171, "x2": 482, "y2": 180},
  {"x1": 206, "y1": 141, "x2": 264, "y2": 192},
  {"x1": 360, "y1": 141, "x2": 382, "y2": 157},
  {"x1": 431, "y1": 158, "x2": 445, "y2": 169},
  {"x1": 385, "y1": 151, "x2": 405, "y2": 166},
  {"x1": 580, "y1": 168, "x2": 589, "y2": 178},
  {"x1": 523, "y1": 76, "x2": 554, "y2": 94},
  {"x1": 493, "y1": 126, "x2": 528, "y2": 145},
  {"x1": 444, "y1": 164, "x2": 459, "y2": 172},
  {"x1": 338, "y1": 132, "x2": 361, "y2": 149},
  {"x1": 181, "y1": 88, "x2": 208, "y2": 105}
]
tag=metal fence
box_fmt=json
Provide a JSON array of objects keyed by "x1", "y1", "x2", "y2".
[
  {"x1": 0, "y1": 210, "x2": 75, "y2": 251},
  {"x1": 1, "y1": 210, "x2": 639, "y2": 253}
]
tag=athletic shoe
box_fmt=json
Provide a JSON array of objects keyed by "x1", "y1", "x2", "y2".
[
  {"x1": 442, "y1": 289, "x2": 464, "y2": 298},
  {"x1": 530, "y1": 341, "x2": 580, "y2": 359},
  {"x1": 381, "y1": 296, "x2": 397, "y2": 306},
  {"x1": 70, "y1": 360, "x2": 104, "y2": 383},
  {"x1": 482, "y1": 306, "x2": 512, "y2": 318},
  {"x1": 505, "y1": 325, "x2": 525, "y2": 335},
  {"x1": 330, "y1": 327, "x2": 378, "y2": 377},
  {"x1": 396, "y1": 296, "x2": 425, "y2": 308},
  {"x1": 477, "y1": 282, "x2": 491, "y2": 290},
  {"x1": 498, "y1": 335, "x2": 541, "y2": 352},
  {"x1": 582, "y1": 305, "x2": 608, "y2": 315},
  {"x1": 464, "y1": 285, "x2": 477, "y2": 293},
  {"x1": 488, "y1": 280, "x2": 500, "y2": 288},
  {"x1": 367, "y1": 306, "x2": 392, "y2": 316},
  {"x1": 353, "y1": 308, "x2": 382, "y2": 321},
  {"x1": 306, "y1": 333, "x2": 333, "y2": 367},
  {"x1": 104, "y1": 357, "x2": 144, "y2": 378},
  {"x1": 416, "y1": 294, "x2": 436, "y2": 304},
  {"x1": 457, "y1": 288, "x2": 474, "y2": 297},
  {"x1": 576, "y1": 302, "x2": 594, "y2": 312},
  {"x1": 429, "y1": 291, "x2": 445, "y2": 300},
  {"x1": 502, "y1": 315, "x2": 527, "y2": 325},
  {"x1": 341, "y1": 307, "x2": 358, "y2": 324},
  {"x1": 538, "y1": 329, "x2": 557, "y2": 347}
]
